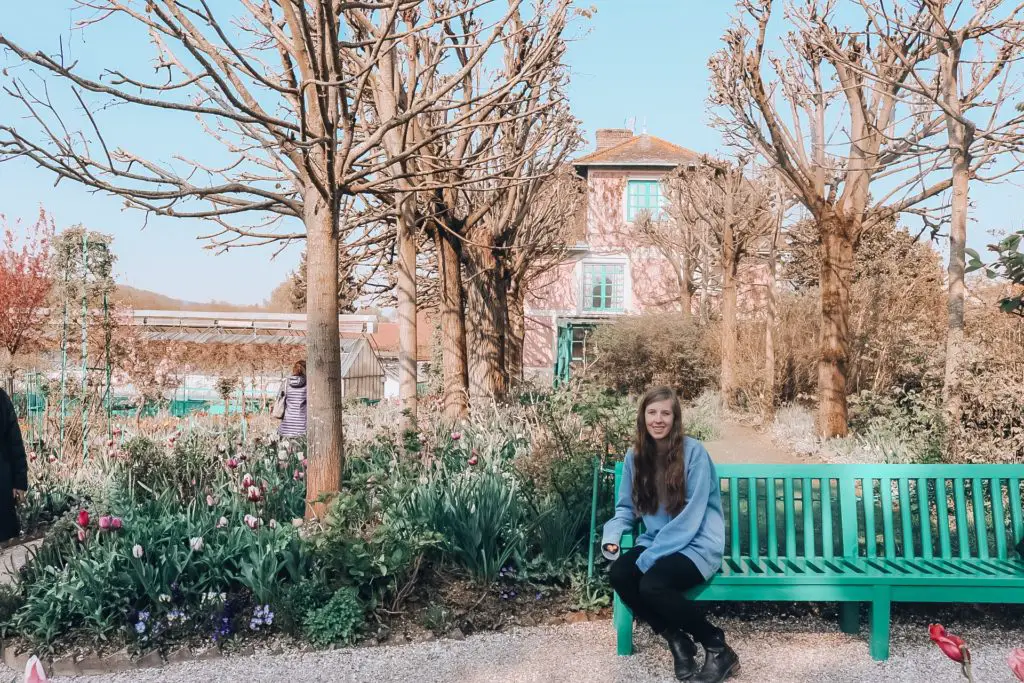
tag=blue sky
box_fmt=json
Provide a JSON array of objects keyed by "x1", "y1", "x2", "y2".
[{"x1": 1, "y1": 2, "x2": 1019, "y2": 304}]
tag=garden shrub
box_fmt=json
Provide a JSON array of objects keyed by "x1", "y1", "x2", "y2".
[
  {"x1": 303, "y1": 587, "x2": 365, "y2": 648},
  {"x1": 588, "y1": 313, "x2": 717, "y2": 399}
]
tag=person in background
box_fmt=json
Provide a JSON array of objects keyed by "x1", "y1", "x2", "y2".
[
  {"x1": 1, "y1": 387, "x2": 29, "y2": 545},
  {"x1": 278, "y1": 360, "x2": 307, "y2": 439},
  {"x1": 602, "y1": 386, "x2": 737, "y2": 683}
]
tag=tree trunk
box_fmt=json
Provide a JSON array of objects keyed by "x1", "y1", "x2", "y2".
[
  {"x1": 433, "y1": 224, "x2": 469, "y2": 422},
  {"x1": 764, "y1": 226, "x2": 779, "y2": 422},
  {"x1": 818, "y1": 215, "x2": 855, "y2": 438},
  {"x1": 720, "y1": 255, "x2": 739, "y2": 409},
  {"x1": 464, "y1": 242, "x2": 508, "y2": 401},
  {"x1": 303, "y1": 196, "x2": 344, "y2": 520},
  {"x1": 506, "y1": 282, "x2": 526, "y2": 387},
  {"x1": 939, "y1": 42, "x2": 974, "y2": 453},
  {"x1": 675, "y1": 216, "x2": 693, "y2": 317},
  {"x1": 397, "y1": 193, "x2": 419, "y2": 427}
]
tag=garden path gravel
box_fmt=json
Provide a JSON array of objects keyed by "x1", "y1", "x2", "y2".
[
  {"x1": 0, "y1": 539, "x2": 42, "y2": 586},
  {"x1": 40, "y1": 615, "x2": 1024, "y2": 683}
]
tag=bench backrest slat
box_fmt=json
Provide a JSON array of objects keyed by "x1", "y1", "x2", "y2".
[
  {"x1": 992, "y1": 477, "x2": 1007, "y2": 559},
  {"x1": 972, "y1": 477, "x2": 989, "y2": 560}
]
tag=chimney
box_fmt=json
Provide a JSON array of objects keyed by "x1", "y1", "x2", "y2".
[{"x1": 595, "y1": 128, "x2": 634, "y2": 151}]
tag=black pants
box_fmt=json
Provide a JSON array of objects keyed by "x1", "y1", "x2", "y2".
[{"x1": 609, "y1": 546, "x2": 724, "y2": 645}]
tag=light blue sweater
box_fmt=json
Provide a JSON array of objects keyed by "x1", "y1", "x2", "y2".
[{"x1": 601, "y1": 438, "x2": 725, "y2": 579}]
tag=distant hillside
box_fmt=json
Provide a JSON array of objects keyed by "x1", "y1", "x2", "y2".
[{"x1": 112, "y1": 284, "x2": 273, "y2": 312}]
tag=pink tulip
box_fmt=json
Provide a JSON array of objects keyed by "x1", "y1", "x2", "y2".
[
  {"x1": 77, "y1": 510, "x2": 90, "y2": 527},
  {"x1": 47, "y1": 455, "x2": 57, "y2": 463},
  {"x1": 132, "y1": 544, "x2": 144, "y2": 559},
  {"x1": 247, "y1": 486, "x2": 263, "y2": 502},
  {"x1": 216, "y1": 516, "x2": 229, "y2": 529},
  {"x1": 244, "y1": 514, "x2": 260, "y2": 529},
  {"x1": 301, "y1": 458, "x2": 308, "y2": 468},
  {"x1": 226, "y1": 458, "x2": 239, "y2": 469},
  {"x1": 241, "y1": 473, "x2": 254, "y2": 488},
  {"x1": 451, "y1": 431, "x2": 462, "y2": 441},
  {"x1": 293, "y1": 470, "x2": 304, "y2": 481},
  {"x1": 1009, "y1": 648, "x2": 1024, "y2": 681},
  {"x1": 111, "y1": 517, "x2": 123, "y2": 530},
  {"x1": 76, "y1": 529, "x2": 86, "y2": 543},
  {"x1": 29, "y1": 451, "x2": 37, "y2": 462},
  {"x1": 468, "y1": 455, "x2": 479, "y2": 466},
  {"x1": 24, "y1": 655, "x2": 48, "y2": 683},
  {"x1": 98, "y1": 516, "x2": 112, "y2": 530},
  {"x1": 206, "y1": 494, "x2": 216, "y2": 507}
]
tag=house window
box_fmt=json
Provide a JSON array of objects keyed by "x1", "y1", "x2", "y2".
[
  {"x1": 571, "y1": 327, "x2": 591, "y2": 363},
  {"x1": 582, "y1": 263, "x2": 625, "y2": 312},
  {"x1": 626, "y1": 180, "x2": 665, "y2": 221}
]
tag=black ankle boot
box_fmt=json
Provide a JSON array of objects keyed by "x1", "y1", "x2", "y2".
[
  {"x1": 694, "y1": 639, "x2": 740, "y2": 683},
  {"x1": 663, "y1": 630, "x2": 698, "y2": 680}
]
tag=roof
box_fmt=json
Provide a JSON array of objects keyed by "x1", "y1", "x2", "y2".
[
  {"x1": 370, "y1": 311, "x2": 434, "y2": 362},
  {"x1": 573, "y1": 134, "x2": 701, "y2": 168}
]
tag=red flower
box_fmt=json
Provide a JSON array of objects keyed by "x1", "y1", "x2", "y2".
[
  {"x1": 929, "y1": 624, "x2": 969, "y2": 663},
  {"x1": 77, "y1": 509, "x2": 90, "y2": 527},
  {"x1": 468, "y1": 455, "x2": 479, "y2": 466},
  {"x1": 1009, "y1": 648, "x2": 1024, "y2": 681},
  {"x1": 226, "y1": 458, "x2": 239, "y2": 470}
]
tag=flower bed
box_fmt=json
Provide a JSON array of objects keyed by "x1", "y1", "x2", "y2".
[{"x1": 1, "y1": 386, "x2": 643, "y2": 664}]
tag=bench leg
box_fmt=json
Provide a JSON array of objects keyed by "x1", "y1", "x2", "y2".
[
  {"x1": 839, "y1": 603, "x2": 859, "y2": 634},
  {"x1": 613, "y1": 590, "x2": 634, "y2": 656},
  {"x1": 869, "y1": 588, "x2": 891, "y2": 661}
]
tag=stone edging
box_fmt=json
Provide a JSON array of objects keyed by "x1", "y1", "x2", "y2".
[{"x1": 1, "y1": 639, "x2": 256, "y2": 677}]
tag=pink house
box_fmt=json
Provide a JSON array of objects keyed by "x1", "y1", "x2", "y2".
[{"x1": 523, "y1": 129, "x2": 703, "y2": 382}]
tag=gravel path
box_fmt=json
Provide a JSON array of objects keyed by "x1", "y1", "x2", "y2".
[
  {"x1": 705, "y1": 422, "x2": 818, "y2": 465},
  {"x1": 0, "y1": 539, "x2": 41, "y2": 585},
  {"x1": 35, "y1": 615, "x2": 1023, "y2": 683}
]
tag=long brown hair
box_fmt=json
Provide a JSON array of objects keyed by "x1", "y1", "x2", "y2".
[{"x1": 632, "y1": 386, "x2": 687, "y2": 516}]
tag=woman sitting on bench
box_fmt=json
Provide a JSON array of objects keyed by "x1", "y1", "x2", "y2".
[{"x1": 602, "y1": 386, "x2": 738, "y2": 682}]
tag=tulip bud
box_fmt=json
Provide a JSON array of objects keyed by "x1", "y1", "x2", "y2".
[
  {"x1": 98, "y1": 516, "x2": 112, "y2": 530},
  {"x1": 451, "y1": 431, "x2": 462, "y2": 441},
  {"x1": 132, "y1": 544, "x2": 144, "y2": 559},
  {"x1": 217, "y1": 516, "x2": 229, "y2": 529},
  {"x1": 111, "y1": 517, "x2": 123, "y2": 530},
  {"x1": 77, "y1": 529, "x2": 87, "y2": 542},
  {"x1": 77, "y1": 509, "x2": 90, "y2": 527},
  {"x1": 189, "y1": 537, "x2": 205, "y2": 552}
]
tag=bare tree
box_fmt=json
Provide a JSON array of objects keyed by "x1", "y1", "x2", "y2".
[
  {"x1": 848, "y1": 0, "x2": 1024, "y2": 442},
  {"x1": 1, "y1": 0, "x2": 545, "y2": 512},
  {"x1": 502, "y1": 166, "x2": 585, "y2": 385},
  {"x1": 663, "y1": 157, "x2": 776, "y2": 408},
  {"x1": 401, "y1": 0, "x2": 575, "y2": 412},
  {"x1": 709, "y1": 0, "x2": 979, "y2": 436}
]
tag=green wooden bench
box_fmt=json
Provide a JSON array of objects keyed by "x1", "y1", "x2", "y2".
[{"x1": 610, "y1": 463, "x2": 1024, "y2": 660}]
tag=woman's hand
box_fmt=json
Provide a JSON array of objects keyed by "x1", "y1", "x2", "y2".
[{"x1": 603, "y1": 543, "x2": 619, "y2": 554}]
